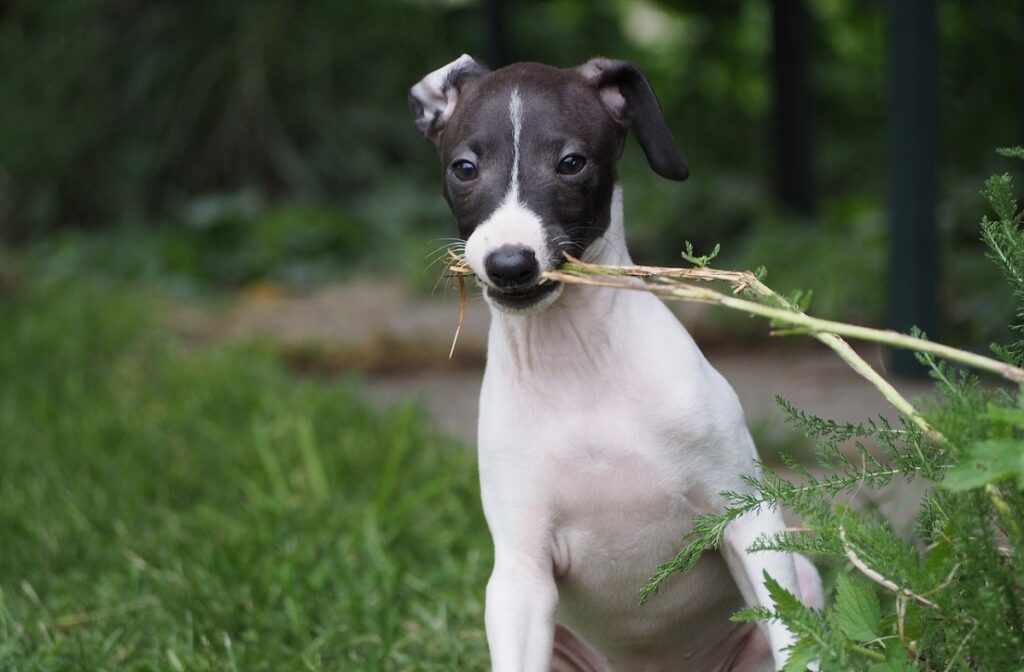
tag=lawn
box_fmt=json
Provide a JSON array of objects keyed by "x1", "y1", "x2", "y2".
[{"x1": 0, "y1": 271, "x2": 492, "y2": 670}]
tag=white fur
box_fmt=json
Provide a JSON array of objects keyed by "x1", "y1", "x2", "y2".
[
  {"x1": 464, "y1": 89, "x2": 564, "y2": 314},
  {"x1": 409, "y1": 53, "x2": 475, "y2": 132},
  {"x1": 508, "y1": 88, "x2": 523, "y2": 201},
  {"x1": 477, "y1": 188, "x2": 823, "y2": 671},
  {"x1": 464, "y1": 199, "x2": 551, "y2": 280}
]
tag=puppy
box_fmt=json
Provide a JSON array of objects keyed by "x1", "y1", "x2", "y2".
[{"x1": 410, "y1": 55, "x2": 823, "y2": 672}]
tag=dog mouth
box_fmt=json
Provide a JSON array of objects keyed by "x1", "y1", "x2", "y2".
[{"x1": 485, "y1": 280, "x2": 562, "y2": 310}]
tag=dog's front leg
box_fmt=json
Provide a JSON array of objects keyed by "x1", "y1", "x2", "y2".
[
  {"x1": 485, "y1": 551, "x2": 558, "y2": 672},
  {"x1": 721, "y1": 507, "x2": 805, "y2": 670}
]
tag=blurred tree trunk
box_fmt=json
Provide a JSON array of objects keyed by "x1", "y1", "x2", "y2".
[
  {"x1": 484, "y1": 0, "x2": 510, "y2": 68},
  {"x1": 770, "y1": 0, "x2": 815, "y2": 217},
  {"x1": 887, "y1": 0, "x2": 939, "y2": 376}
]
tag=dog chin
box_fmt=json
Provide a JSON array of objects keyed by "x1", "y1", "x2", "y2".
[{"x1": 484, "y1": 282, "x2": 563, "y2": 315}]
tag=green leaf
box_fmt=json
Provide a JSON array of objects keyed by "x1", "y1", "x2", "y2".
[
  {"x1": 983, "y1": 174, "x2": 1019, "y2": 223},
  {"x1": 941, "y1": 439, "x2": 1024, "y2": 490},
  {"x1": 681, "y1": 240, "x2": 721, "y2": 268},
  {"x1": 868, "y1": 641, "x2": 917, "y2": 672},
  {"x1": 997, "y1": 146, "x2": 1024, "y2": 160},
  {"x1": 833, "y1": 573, "x2": 881, "y2": 642},
  {"x1": 730, "y1": 605, "x2": 774, "y2": 623},
  {"x1": 764, "y1": 571, "x2": 805, "y2": 619},
  {"x1": 781, "y1": 649, "x2": 817, "y2": 672},
  {"x1": 983, "y1": 405, "x2": 1024, "y2": 430},
  {"x1": 787, "y1": 288, "x2": 813, "y2": 312},
  {"x1": 868, "y1": 661, "x2": 916, "y2": 672}
]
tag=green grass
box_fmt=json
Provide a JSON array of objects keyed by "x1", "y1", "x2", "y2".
[{"x1": 0, "y1": 276, "x2": 491, "y2": 670}]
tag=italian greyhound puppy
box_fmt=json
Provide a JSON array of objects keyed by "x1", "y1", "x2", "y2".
[{"x1": 410, "y1": 55, "x2": 823, "y2": 672}]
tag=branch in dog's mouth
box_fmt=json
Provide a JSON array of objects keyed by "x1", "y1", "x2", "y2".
[{"x1": 443, "y1": 247, "x2": 1024, "y2": 387}]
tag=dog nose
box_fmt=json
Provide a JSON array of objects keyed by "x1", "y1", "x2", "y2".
[{"x1": 485, "y1": 244, "x2": 539, "y2": 289}]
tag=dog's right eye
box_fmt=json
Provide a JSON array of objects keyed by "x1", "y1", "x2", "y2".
[{"x1": 450, "y1": 160, "x2": 479, "y2": 182}]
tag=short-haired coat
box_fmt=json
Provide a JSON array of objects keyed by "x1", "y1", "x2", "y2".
[{"x1": 410, "y1": 55, "x2": 823, "y2": 672}]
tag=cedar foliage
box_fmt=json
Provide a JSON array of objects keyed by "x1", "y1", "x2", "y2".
[{"x1": 644, "y1": 150, "x2": 1024, "y2": 671}]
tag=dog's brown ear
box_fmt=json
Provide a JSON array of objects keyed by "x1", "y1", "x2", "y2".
[
  {"x1": 410, "y1": 54, "x2": 489, "y2": 145},
  {"x1": 577, "y1": 58, "x2": 688, "y2": 181}
]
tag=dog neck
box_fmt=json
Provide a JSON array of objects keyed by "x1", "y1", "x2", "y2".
[{"x1": 485, "y1": 185, "x2": 640, "y2": 378}]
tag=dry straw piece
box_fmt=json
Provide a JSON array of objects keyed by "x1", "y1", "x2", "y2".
[{"x1": 445, "y1": 248, "x2": 472, "y2": 359}]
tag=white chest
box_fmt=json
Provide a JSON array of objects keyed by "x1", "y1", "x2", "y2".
[
  {"x1": 477, "y1": 286, "x2": 753, "y2": 549},
  {"x1": 474, "y1": 281, "x2": 764, "y2": 667}
]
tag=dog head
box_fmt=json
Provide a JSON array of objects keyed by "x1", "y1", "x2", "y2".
[{"x1": 411, "y1": 55, "x2": 687, "y2": 313}]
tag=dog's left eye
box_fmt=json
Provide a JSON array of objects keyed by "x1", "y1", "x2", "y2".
[{"x1": 556, "y1": 154, "x2": 587, "y2": 175}]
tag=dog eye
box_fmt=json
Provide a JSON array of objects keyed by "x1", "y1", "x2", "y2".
[
  {"x1": 450, "y1": 160, "x2": 479, "y2": 182},
  {"x1": 556, "y1": 154, "x2": 586, "y2": 175}
]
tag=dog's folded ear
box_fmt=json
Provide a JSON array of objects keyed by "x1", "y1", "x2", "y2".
[
  {"x1": 410, "y1": 54, "x2": 490, "y2": 145},
  {"x1": 577, "y1": 58, "x2": 689, "y2": 181}
]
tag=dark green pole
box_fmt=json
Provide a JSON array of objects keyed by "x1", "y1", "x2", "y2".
[
  {"x1": 887, "y1": 0, "x2": 939, "y2": 376},
  {"x1": 770, "y1": 0, "x2": 815, "y2": 217},
  {"x1": 484, "y1": 0, "x2": 510, "y2": 68}
]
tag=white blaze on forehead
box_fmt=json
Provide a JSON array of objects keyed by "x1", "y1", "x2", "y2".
[
  {"x1": 464, "y1": 87, "x2": 552, "y2": 289},
  {"x1": 507, "y1": 88, "x2": 523, "y2": 200}
]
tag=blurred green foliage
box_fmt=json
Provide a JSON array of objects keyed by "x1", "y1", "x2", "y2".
[
  {"x1": 1, "y1": 0, "x2": 1020, "y2": 232},
  {"x1": 0, "y1": 0, "x2": 1022, "y2": 331},
  {"x1": 18, "y1": 200, "x2": 367, "y2": 290}
]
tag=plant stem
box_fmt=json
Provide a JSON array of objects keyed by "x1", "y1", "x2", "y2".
[
  {"x1": 810, "y1": 331, "x2": 939, "y2": 441},
  {"x1": 550, "y1": 261, "x2": 1024, "y2": 384},
  {"x1": 985, "y1": 482, "x2": 1024, "y2": 550},
  {"x1": 849, "y1": 644, "x2": 888, "y2": 662}
]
